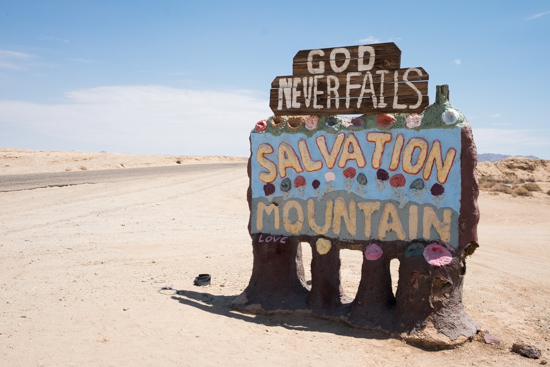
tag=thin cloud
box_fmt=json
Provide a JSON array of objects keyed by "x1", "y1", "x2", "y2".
[
  {"x1": 453, "y1": 59, "x2": 462, "y2": 65},
  {"x1": 68, "y1": 58, "x2": 94, "y2": 63},
  {"x1": 38, "y1": 36, "x2": 70, "y2": 43},
  {"x1": 0, "y1": 49, "x2": 34, "y2": 70},
  {"x1": 525, "y1": 10, "x2": 550, "y2": 20},
  {"x1": 0, "y1": 85, "x2": 271, "y2": 156},
  {"x1": 359, "y1": 36, "x2": 401, "y2": 44},
  {"x1": 490, "y1": 113, "x2": 501, "y2": 118},
  {"x1": 359, "y1": 36, "x2": 381, "y2": 44}
]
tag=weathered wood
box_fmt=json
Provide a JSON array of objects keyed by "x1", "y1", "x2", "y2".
[
  {"x1": 270, "y1": 80, "x2": 428, "y2": 101},
  {"x1": 269, "y1": 94, "x2": 429, "y2": 115},
  {"x1": 271, "y1": 67, "x2": 429, "y2": 88},
  {"x1": 270, "y1": 81, "x2": 428, "y2": 115},
  {"x1": 292, "y1": 43, "x2": 401, "y2": 75},
  {"x1": 271, "y1": 42, "x2": 429, "y2": 115}
]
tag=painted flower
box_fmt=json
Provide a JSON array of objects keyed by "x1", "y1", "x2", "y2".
[
  {"x1": 324, "y1": 172, "x2": 336, "y2": 182},
  {"x1": 442, "y1": 108, "x2": 459, "y2": 125},
  {"x1": 321, "y1": 171, "x2": 336, "y2": 197},
  {"x1": 343, "y1": 167, "x2": 357, "y2": 179},
  {"x1": 376, "y1": 169, "x2": 389, "y2": 181},
  {"x1": 430, "y1": 183, "x2": 445, "y2": 207},
  {"x1": 294, "y1": 175, "x2": 306, "y2": 188},
  {"x1": 376, "y1": 114, "x2": 396, "y2": 128},
  {"x1": 312, "y1": 179, "x2": 321, "y2": 198},
  {"x1": 376, "y1": 169, "x2": 389, "y2": 191},
  {"x1": 294, "y1": 175, "x2": 306, "y2": 196},
  {"x1": 410, "y1": 178, "x2": 425, "y2": 190},
  {"x1": 287, "y1": 116, "x2": 305, "y2": 131},
  {"x1": 263, "y1": 183, "x2": 275, "y2": 196},
  {"x1": 365, "y1": 244, "x2": 383, "y2": 261},
  {"x1": 355, "y1": 173, "x2": 367, "y2": 195},
  {"x1": 305, "y1": 115, "x2": 319, "y2": 130},
  {"x1": 343, "y1": 167, "x2": 357, "y2": 192},
  {"x1": 410, "y1": 178, "x2": 427, "y2": 201},
  {"x1": 390, "y1": 173, "x2": 407, "y2": 207},
  {"x1": 389, "y1": 173, "x2": 406, "y2": 188},
  {"x1": 280, "y1": 178, "x2": 291, "y2": 192},
  {"x1": 430, "y1": 183, "x2": 445, "y2": 196},
  {"x1": 405, "y1": 114, "x2": 422, "y2": 128},
  {"x1": 423, "y1": 243, "x2": 453, "y2": 266},
  {"x1": 254, "y1": 119, "x2": 268, "y2": 132}
]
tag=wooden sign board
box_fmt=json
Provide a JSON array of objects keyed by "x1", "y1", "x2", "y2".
[{"x1": 269, "y1": 43, "x2": 429, "y2": 115}]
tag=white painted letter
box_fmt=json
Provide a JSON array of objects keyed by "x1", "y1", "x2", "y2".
[
  {"x1": 302, "y1": 76, "x2": 313, "y2": 108},
  {"x1": 330, "y1": 48, "x2": 351, "y2": 73},
  {"x1": 404, "y1": 68, "x2": 423, "y2": 109},
  {"x1": 313, "y1": 75, "x2": 324, "y2": 110},
  {"x1": 326, "y1": 75, "x2": 340, "y2": 109},
  {"x1": 278, "y1": 78, "x2": 293, "y2": 110},
  {"x1": 292, "y1": 77, "x2": 302, "y2": 108},
  {"x1": 392, "y1": 70, "x2": 407, "y2": 109},
  {"x1": 357, "y1": 45, "x2": 375, "y2": 71},
  {"x1": 376, "y1": 70, "x2": 389, "y2": 108},
  {"x1": 346, "y1": 72, "x2": 361, "y2": 108},
  {"x1": 307, "y1": 50, "x2": 325, "y2": 74}
]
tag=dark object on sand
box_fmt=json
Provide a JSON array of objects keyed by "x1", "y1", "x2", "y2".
[
  {"x1": 194, "y1": 274, "x2": 211, "y2": 287},
  {"x1": 511, "y1": 342, "x2": 541, "y2": 359}
]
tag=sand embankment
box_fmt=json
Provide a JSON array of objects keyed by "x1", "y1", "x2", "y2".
[{"x1": 0, "y1": 148, "x2": 246, "y2": 175}]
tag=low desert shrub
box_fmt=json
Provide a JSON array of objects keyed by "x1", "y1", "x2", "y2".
[
  {"x1": 512, "y1": 187, "x2": 532, "y2": 197},
  {"x1": 491, "y1": 183, "x2": 512, "y2": 194},
  {"x1": 522, "y1": 182, "x2": 542, "y2": 192},
  {"x1": 547, "y1": 189, "x2": 550, "y2": 196},
  {"x1": 479, "y1": 181, "x2": 496, "y2": 190}
]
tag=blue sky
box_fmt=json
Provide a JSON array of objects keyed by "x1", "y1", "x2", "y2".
[{"x1": 1, "y1": 1, "x2": 549, "y2": 158}]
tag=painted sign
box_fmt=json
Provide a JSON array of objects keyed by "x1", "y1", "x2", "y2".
[
  {"x1": 237, "y1": 42, "x2": 480, "y2": 347},
  {"x1": 269, "y1": 43, "x2": 429, "y2": 115},
  {"x1": 250, "y1": 119, "x2": 461, "y2": 247}
]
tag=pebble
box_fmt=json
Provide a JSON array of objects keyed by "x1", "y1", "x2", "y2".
[{"x1": 511, "y1": 342, "x2": 541, "y2": 359}]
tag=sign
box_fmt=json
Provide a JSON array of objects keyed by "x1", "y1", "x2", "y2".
[
  {"x1": 250, "y1": 126, "x2": 460, "y2": 247},
  {"x1": 269, "y1": 43, "x2": 429, "y2": 115},
  {"x1": 236, "y1": 42, "x2": 480, "y2": 346}
]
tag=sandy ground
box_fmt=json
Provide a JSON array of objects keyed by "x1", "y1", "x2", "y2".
[{"x1": 1, "y1": 151, "x2": 550, "y2": 366}]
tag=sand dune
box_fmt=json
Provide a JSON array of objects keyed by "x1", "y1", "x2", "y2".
[{"x1": 1, "y1": 150, "x2": 549, "y2": 366}]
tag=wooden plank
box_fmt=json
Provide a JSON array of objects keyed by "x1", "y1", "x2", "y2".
[
  {"x1": 269, "y1": 91, "x2": 429, "y2": 115},
  {"x1": 293, "y1": 42, "x2": 401, "y2": 63},
  {"x1": 270, "y1": 81, "x2": 428, "y2": 105},
  {"x1": 292, "y1": 43, "x2": 401, "y2": 75},
  {"x1": 271, "y1": 68, "x2": 429, "y2": 88}
]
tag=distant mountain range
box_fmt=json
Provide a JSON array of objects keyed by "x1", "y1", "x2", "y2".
[{"x1": 478, "y1": 153, "x2": 540, "y2": 162}]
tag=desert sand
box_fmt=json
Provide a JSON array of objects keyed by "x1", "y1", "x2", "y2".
[{"x1": 1, "y1": 149, "x2": 550, "y2": 366}]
